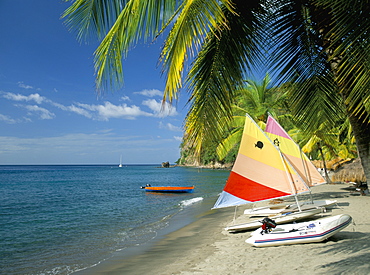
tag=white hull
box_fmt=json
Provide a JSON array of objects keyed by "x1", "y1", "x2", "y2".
[
  {"x1": 243, "y1": 199, "x2": 337, "y2": 216},
  {"x1": 225, "y1": 207, "x2": 323, "y2": 233},
  {"x1": 246, "y1": 214, "x2": 352, "y2": 247}
]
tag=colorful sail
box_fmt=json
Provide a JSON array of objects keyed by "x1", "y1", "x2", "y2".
[
  {"x1": 265, "y1": 115, "x2": 326, "y2": 187},
  {"x1": 213, "y1": 114, "x2": 309, "y2": 209}
]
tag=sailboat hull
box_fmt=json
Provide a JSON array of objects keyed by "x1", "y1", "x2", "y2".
[
  {"x1": 246, "y1": 214, "x2": 352, "y2": 247},
  {"x1": 225, "y1": 207, "x2": 323, "y2": 233},
  {"x1": 243, "y1": 199, "x2": 337, "y2": 216}
]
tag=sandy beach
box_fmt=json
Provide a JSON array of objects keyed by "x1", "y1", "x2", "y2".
[{"x1": 83, "y1": 183, "x2": 370, "y2": 275}]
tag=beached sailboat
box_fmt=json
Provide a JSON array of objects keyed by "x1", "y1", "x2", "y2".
[
  {"x1": 225, "y1": 207, "x2": 323, "y2": 233},
  {"x1": 242, "y1": 199, "x2": 336, "y2": 216},
  {"x1": 265, "y1": 115, "x2": 325, "y2": 187},
  {"x1": 243, "y1": 115, "x2": 336, "y2": 216},
  {"x1": 214, "y1": 114, "x2": 311, "y2": 209},
  {"x1": 246, "y1": 214, "x2": 352, "y2": 247},
  {"x1": 213, "y1": 114, "x2": 333, "y2": 232}
]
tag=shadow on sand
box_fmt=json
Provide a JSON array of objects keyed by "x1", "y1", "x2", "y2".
[{"x1": 314, "y1": 231, "x2": 370, "y2": 274}]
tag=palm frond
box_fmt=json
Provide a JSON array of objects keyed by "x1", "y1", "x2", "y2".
[
  {"x1": 64, "y1": 0, "x2": 179, "y2": 92},
  {"x1": 268, "y1": 0, "x2": 348, "y2": 131},
  {"x1": 184, "y1": 2, "x2": 265, "y2": 153},
  {"x1": 216, "y1": 127, "x2": 243, "y2": 160},
  {"x1": 315, "y1": 0, "x2": 370, "y2": 120},
  {"x1": 63, "y1": 0, "x2": 124, "y2": 41},
  {"x1": 160, "y1": 0, "x2": 234, "y2": 102}
]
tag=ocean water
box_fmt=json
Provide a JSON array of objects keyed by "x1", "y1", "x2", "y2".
[{"x1": 0, "y1": 165, "x2": 229, "y2": 275}]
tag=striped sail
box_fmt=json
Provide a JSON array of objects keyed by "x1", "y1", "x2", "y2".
[
  {"x1": 213, "y1": 114, "x2": 309, "y2": 209},
  {"x1": 265, "y1": 115, "x2": 326, "y2": 187}
]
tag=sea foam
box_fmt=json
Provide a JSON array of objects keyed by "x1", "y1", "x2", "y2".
[{"x1": 180, "y1": 197, "x2": 203, "y2": 207}]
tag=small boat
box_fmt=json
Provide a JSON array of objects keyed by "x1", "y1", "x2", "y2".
[
  {"x1": 212, "y1": 114, "x2": 312, "y2": 210},
  {"x1": 243, "y1": 199, "x2": 337, "y2": 216},
  {"x1": 246, "y1": 214, "x2": 352, "y2": 247},
  {"x1": 213, "y1": 114, "x2": 336, "y2": 216},
  {"x1": 225, "y1": 207, "x2": 323, "y2": 233},
  {"x1": 140, "y1": 185, "x2": 194, "y2": 193},
  {"x1": 118, "y1": 155, "x2": 123, "y2": 167},
  {"x1": 242, "y1": 115, "x2": 336, "y2": 216}
]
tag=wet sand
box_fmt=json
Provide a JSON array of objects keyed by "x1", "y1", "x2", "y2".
[{"x1": 79, "y1": 183, "x2": 370, "y2": 274}]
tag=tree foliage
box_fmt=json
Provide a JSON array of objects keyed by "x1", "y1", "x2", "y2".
[{"x1": 63, "y1": 0, "x2": 370, "y2": 183}]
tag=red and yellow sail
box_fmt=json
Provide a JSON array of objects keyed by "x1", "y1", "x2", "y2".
[
  {"x1": 213, "y1": 114, "x2": 309, "y2": 209},
  {"x1": 264, "y1": 115, "x2": 326, "y2": 187}
]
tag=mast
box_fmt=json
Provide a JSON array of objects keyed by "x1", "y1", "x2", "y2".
[
  {"x1": 265, "y1": 115, "x2": 325, "y2": 187},
  {"x1": 279, "y1": 152, "x2": 303, "y2": 212},
  {"x1": 266, "y1": 129, "x2": 309, "y2": 213}
]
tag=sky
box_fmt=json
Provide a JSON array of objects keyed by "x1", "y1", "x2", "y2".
[{"x1": 0, "y1": 0, "x2": 190, "y2": 165}]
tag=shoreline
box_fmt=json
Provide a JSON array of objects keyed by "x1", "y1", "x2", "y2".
[
  {"x1": 77, "y1": 183, "x2": 370, "y2": 274},
  {"x1": 74, "y1": 197, "x2": 233, "y2": 275}
]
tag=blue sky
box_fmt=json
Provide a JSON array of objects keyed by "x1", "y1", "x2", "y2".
[{"x1": 0, "y1": 1, "x2": 190, "y2": 165}]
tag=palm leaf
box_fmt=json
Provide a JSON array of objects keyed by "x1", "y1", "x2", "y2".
[
  {"x1": 160, "y1": 0, "x2": 234, "y2": 102},
  {"x1": 216, "y1": 127, "x2": 243, "y2": 160},
  {"x1": 64, "y1": 0, "x2": 179, "y2": 91},
  {"x1": 184, "y1": 1, "x2": 265, "y2": 153},
  {"x1": 63, "y1": 0, "x2": 124, "y2": 41},
  {"x1": 315, "y1": 0, "x2": 370, "y2": 119}
]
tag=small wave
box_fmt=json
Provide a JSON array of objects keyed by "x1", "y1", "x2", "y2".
[{"x1": 180, "y1": 197, "x2": 203, "y2": 207}]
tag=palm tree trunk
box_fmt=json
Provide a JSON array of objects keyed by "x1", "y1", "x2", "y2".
[
  {"x1": 347, "y1": 110, "x2": 370, "y2": 185},
  {"x1": 317, "y1": 142, "x2": 331, "y2": 183},
  {"x1": 316, "y1": 7, "x2": 370, "y2": 186}
]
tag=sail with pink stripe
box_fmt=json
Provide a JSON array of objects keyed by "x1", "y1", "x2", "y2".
[
  {"x1": 213, "y1": 114, "x2": 309, "y2": 209},
  {"x1": 265, "y1": 115, "x2": 326, "y2": 187}
]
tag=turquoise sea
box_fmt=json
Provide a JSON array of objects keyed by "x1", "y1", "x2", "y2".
[{"x1": 0, "y1": 165, "x2": 229, "y2": 275}]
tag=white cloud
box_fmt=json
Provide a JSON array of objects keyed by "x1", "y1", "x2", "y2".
[
  {"x1": 120, "y1": 95, "x2": 131, "y2": 101},
  {"x1": 22, "y1": 117, "x2": 32, "y2": 123},
  {"x1": 135, "y1": 89, "x2": 163, "y2": 97},
  {"x1": 0, "y1": 114, "x2": 18, "y2": 124},
  {"x1": 159, "y1": 122, "x2": 182, "y2": 132},
  {"x1": 2, "y1": 92, "x2": 45, "y2": 104},
  {"x1": 76, "y1": 101, "x2": 153, "y2": 120},
  {"x1": 1, "y1": 91, "x2": 179, "y2": 122},
  {"x1": 68, "y1": 105, "x2": 93, "y2": 118},
  {"x1": 174, "y1": 136, "x2": 182, "y2": 141},
  {"x1": 17, "y1": 81, "x2": 33, "y2": 89},
  {"x1": 142, "y1": 99, "x2": 178, "y2": 117},
  {"x1": 51, "y1": 102, "x2": 92, "y2": 119},
  {"x1": 23, "y1": 105, "x2": 55, "y2": 120}
]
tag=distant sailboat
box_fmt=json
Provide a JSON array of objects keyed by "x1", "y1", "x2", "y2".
[{"x1": 118, "y1": 155, "x2": 123, "y2": 168}]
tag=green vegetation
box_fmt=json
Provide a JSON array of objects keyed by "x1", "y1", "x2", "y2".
[
  {"x1": 178, "y1": 74, "x2": 358, "y2": 167},
  {"x1": 63, "y1": 0, "x2": 369, "y2": 183}
]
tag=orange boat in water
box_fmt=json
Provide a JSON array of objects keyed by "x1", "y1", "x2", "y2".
[{"x1": 140, "y1": 185, "x2": 194, "y2": 193}]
